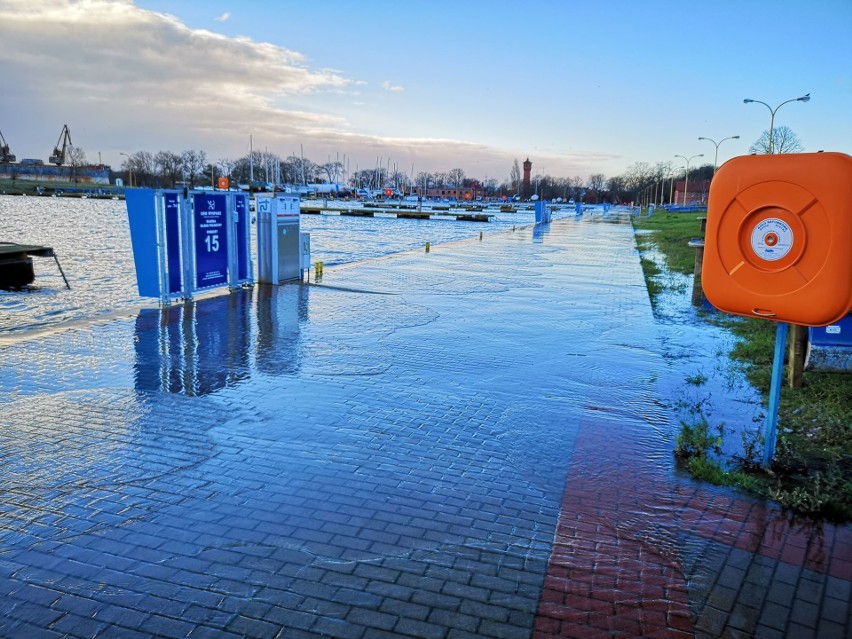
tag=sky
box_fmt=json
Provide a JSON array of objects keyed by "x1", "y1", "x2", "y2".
[{"x1": 1, "y1": 0, "x2": 850, "y2": 183}]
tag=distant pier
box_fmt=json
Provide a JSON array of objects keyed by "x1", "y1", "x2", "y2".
[{"x1": 300, "y1": 204, "x2": 494, "y2": 222}]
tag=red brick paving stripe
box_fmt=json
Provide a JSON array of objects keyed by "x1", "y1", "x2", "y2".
[
  {"x1": 535, "y1": 409, "x2": 852, "y2": 637},
  {"x1": 533, "y1": 414, "x2": 693, "y2": 638},
  {"x1": 670, "y1": 486, "x2": 849, "y2": 579}
]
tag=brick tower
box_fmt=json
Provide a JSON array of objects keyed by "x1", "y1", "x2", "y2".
[{"x1": 522, "y1": 158, "x2": 532, "y2": 199}]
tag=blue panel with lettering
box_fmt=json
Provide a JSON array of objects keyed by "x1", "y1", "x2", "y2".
[
  {"x1": 193, "y1": 193, "x2": 228, "y2": 289},
  {"x1": 235, "y1": 194, "x2": 249, "y2": 281},
  {"x1": 164, "y1": 192, "x2": 183, "y2": 294}
]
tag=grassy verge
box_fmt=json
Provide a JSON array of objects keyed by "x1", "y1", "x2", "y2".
[{"x1": 634, "y1": 210, "x2": 852, "y2": 521}]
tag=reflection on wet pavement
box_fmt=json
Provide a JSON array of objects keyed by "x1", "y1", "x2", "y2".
[{"x1": 0, "y1": 212, "x2": 848, "y2": 638}]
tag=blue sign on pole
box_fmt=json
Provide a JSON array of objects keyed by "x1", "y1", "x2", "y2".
[
  {"x1": 193, "y1": 193, "x2": 229, "y2": 289},
  {"x1": 164, "y1": 192, "x2": 183, "y2": 294},
  {"x1": 235, "y1": 194, "x2": 249, "y2": 282}
]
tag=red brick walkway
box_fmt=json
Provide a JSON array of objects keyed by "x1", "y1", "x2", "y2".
[{"x1": 533, "y1": 408, "x2": 851, "y2": 638}]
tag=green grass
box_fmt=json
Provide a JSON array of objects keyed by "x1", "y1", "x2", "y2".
[
  {"x1": 634, "y1": 211, "x2": 852, "y2": 520},
  {"x1": 634, "y1": 211, "x2": 704, "y2": 273}
]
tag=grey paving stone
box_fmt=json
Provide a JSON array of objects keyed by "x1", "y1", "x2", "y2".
[
  {"x1": 766, "y1": 580, "x2": 796, "y2": 607},
  {"x1": 796, "y1": 576, "x2": 826, "y2": 604},
  {"x1": 825, "y1": 576, "x2": 851, "y2": 603},
  {"x1": 344, "y1": 607, "x2": 399, "y2": 631},
  {"x1": 393, "y1": 617, "x2": 448, "y2": 639},
  {"x1": 752, "y1": 625, "x2": 784, "y2": 639},
  {"x1": 224, "y1": 614, "x2": 282, "y2": 639},
  {"x1": 478, "y1": 618, "x2": 531, "y2": 639},
  {"x1": 820, "y1": 596, "x2": 849, "y2": 625},
  {"x1": 758, "y1": 600, "x2": 791, "y2": 631},
  {"x1": 728, "y1": 602, "x2": 760, "y2": 633},
  {"x1": 459, "y1": 599, "x2": 511, "y2": 623},
  {"x1": 784, "y1": 621, "x2": 818, "y2": 639},
  {"x1": 311, "y1": 615, "x2": 366, "y2": 639},
  {"x1": 49, "y1": 612, "x2": 107, "y2": 638},
  {"x1": 695, "y1": 605, "x2": 728, "y2": 637}
]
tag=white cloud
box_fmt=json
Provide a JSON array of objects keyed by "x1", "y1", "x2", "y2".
[
  {"x1": 215, "y1": 11, "x2": 231, "y2": 22},
  {"x1": 0, "y1": 0, "x2": 610, "y2": 178},
  {"x1": 381, "y1": 81, "x2": 404, "y2": 93},
  {"x1": 0, "y1": 0, "x2": 351, "y2": 157}
]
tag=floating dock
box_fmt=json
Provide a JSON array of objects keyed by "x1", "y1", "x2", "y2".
[
  {"x1": 299, "y1": 205, "x2": 494, "y2": 222},
  {"x1": 0, "y1": 242, "x2": 56, "y2": 288}
]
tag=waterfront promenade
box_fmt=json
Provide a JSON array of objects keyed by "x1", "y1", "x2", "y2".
[{"x1": 0, "y1": 213, "x2": 848, "y2": 638}]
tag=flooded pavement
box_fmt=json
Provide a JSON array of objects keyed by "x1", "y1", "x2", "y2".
[
  {"x1": 0, "y1": 194, "x2": 560, "y2": 333},
  {"x1": 0, "y1": 212, "x2": 848, "y2": 638}
]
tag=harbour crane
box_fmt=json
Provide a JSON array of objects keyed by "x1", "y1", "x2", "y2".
[
  {"x1": 0, "y1": 130, "x2": 15, "y2": 163},
  {"x1": 49, "y1": 124, "x2": 73, "y2": 165}
]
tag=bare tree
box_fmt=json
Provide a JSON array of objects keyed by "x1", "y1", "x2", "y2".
[
  {"x1": 509, "y1": 160, "x2": 521, "y2": 196},
  {"x1": 448, "y1": 168, "x2": 465, "y2": 188},
  {"x1": 415, "y1": 171, "x2": 431, "y2": 196},
  {"x1": 607, "y1": 176, "x2": 626, "y2": 203},
  {"x1": 587, "y1": 173, "x2": 606, "y2": 193},
  {"x1": 320, "y1": 161, "x2": 344, "y2": 184},
  {"x1": 218, "y1": 158, "x2": 235, "y2": 182},
  {"x1": 390, "y1": 169, "x2": 410, "y2": 193},
  {"x1": 154, "y1": 151, "x2": 182, "y2": 188},
  {"x1": 67, "y1": 146, "x2": 87, "y2": 183},
  {"x1": 749, "y1": 126, "x2": 804, "y2": 154},
  {"x1": 180, "y1": 150, "x2": 208, "y2": 188}
]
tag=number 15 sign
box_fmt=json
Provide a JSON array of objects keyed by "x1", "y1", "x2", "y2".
[{"x1": 193, "y1": 193, "x2": 229, "y2": 289}]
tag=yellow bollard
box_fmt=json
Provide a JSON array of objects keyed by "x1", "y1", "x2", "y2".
[
  {"x1": 315, "y1": 261, "x2": 323, "y2": 280},
  {"x1": 425, "y1": 242, "x2": 430, "y2": 253}
]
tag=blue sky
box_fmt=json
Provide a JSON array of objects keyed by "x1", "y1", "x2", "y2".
[{"x1": 1, "y1": 0, "x2": 850, "y2": 182}]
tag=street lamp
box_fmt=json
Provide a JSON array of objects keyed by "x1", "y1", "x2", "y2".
[
  {"x1": 674, "y1": 154, "x2": 704, "y2": 207},
  {"x1": 743, "y1": 93, "x2": 810, "y2": 154},
  {"x1": 119, "y1": 152, "x2": 133, "y2": 187},
  {"x1": 698, "y1": 135, "x2": 740, "y2": 174}
]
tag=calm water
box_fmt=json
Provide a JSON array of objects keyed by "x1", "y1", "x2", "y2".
[{"x1": 0, "y1": 195, "x2": 565, "y2": 333}]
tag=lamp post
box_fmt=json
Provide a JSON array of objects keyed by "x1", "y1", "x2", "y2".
[
  {"x1": 743, "y1": 93, "x2": 810, "y2": 154},
  {"x1": 674, "y1": 154, "x2": 703, "y2": 206},
  {"x1": 119, "y1": 152, "x2": 133, "y2": 187},
  {"x1": 698, "y1": 135, "x2": 740, "y2": 175}
]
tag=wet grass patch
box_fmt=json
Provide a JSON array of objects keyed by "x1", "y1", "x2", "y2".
[
  {"x1": 634, "y1": 211, "x2": 702, "y2": 274},
  {"x1": 635, "y1": 212, "x2": 852, "y2": 521},
  {"x1": 634, "y1": 212, "x2": 701, "y2": 311},
  {"x1": 639, "y1": 257, "x2": 663, "y2": 306}
]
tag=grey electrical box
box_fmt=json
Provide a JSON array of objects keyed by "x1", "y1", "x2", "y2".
[{"x1": 257, "y1": 194, "x2": 301, "y2": 284}]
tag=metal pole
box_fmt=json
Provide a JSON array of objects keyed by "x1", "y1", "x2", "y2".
[
  {"x1": 155, "y1": 191, "x2": 169, "y2": 306},
  {"x1": 763, "y1": 322, "x2": 789, "y2": 467},
  {"x1": 675, "y1": 154, "x2": 703, "y2": 207},
  {"x1": 768, "y1": 110, "x2": 776, "y2": 154},
  {"x1": 52, "y1": 253, "x2": 71, "y2": 289},
  {"x1": 744, "y1": 95, "x2": 809, "y2": 154}
]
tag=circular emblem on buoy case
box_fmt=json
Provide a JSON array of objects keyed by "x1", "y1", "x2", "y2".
[{"x1": 750, "y1": 218, "x2": 793, "y2": 261}]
